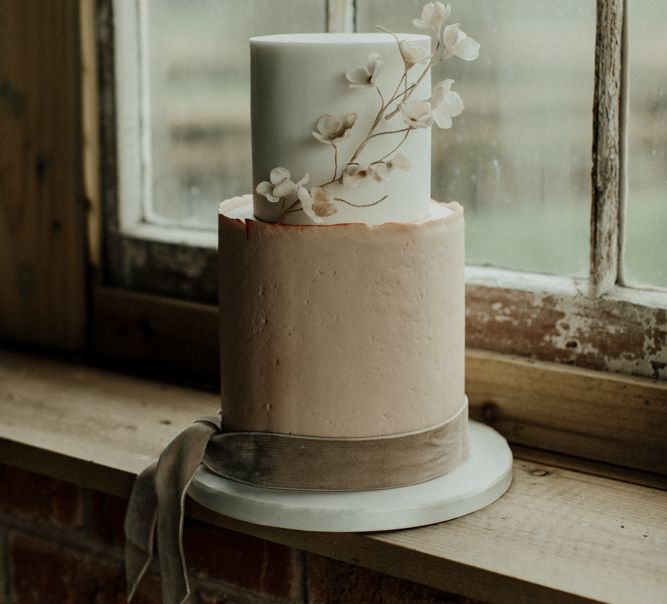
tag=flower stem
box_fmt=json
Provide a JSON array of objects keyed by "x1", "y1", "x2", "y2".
[
  {"x1": 290, "y1": 29, "x2": 428, "y2": 218},
  {"x1": 332, "y1": 144, "x2": 338, "y2": 182},
  {"x1": 345, "y1": 30, "x2": 428, "y2": 168},
  {"x1": 371, "y1": 129, "x2": 411, "y2": 164},
  {"x1": 334, "y1": 194, "x2": 388, "y2": 208},
  {"x1": 384, "y1": 41, "x2": 440, "y2": 120},
  {"x1": 388, "y1": 73, "x2": 407, "y2": 107},
  {"x1": 375, "y1": 84, "x2": 385, "y2": 108},
  {"x1": 367, "y1": 127, "x2": 411, "y2": 140},
  {"x1": 385, "y1": 82, "x2": 417, "y2": 109},
  {"x1": 276, "y1": 199, "x2": 301, "y2": 224},
  {"x1": 346, "y1": 85, "x2": 386, "y2": 165},
  {"x1": 375, "y1": 25, "x2": 409, "y2": 112}
]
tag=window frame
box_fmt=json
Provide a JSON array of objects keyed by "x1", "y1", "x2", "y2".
[{"x1": 92, "y1": 0, "x2": 667, "y2": 382}]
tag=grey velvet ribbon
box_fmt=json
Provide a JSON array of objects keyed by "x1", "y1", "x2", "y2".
[{"x1": 125, "y1": 402, "x2": 468, "y2": 604}]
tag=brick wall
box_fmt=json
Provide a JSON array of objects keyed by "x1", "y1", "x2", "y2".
[{"x1": 0, "y1": 464, "x2": 478, "y2": 603}]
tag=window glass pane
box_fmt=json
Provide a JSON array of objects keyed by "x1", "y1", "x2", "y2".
[
  {"x1": 357, "y1": 0, "x2": 595, "y2": 276},
  {"x1": 624, "y1": 0, "x2": 667, "y2": 289},
  {"x1": 145, "y1": 1, "x2": 326, "y2": 229}
]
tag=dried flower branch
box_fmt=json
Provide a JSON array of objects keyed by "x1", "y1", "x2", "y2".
[{"x1": 254, "y1": 1, "x2": 478, "y2": 224}]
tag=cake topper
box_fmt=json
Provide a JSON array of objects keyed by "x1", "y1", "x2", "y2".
[{"x1": 255, "y1": 2, "x2": 479, "y2": 224}]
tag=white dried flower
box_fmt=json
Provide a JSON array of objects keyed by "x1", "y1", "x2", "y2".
[
  {"x1": 400, "y1": 100, "x2": 432, "y2": 128},
  {"x1": 297, "y1": 186, "x2": 320, "y2": 223},
  {"x1": 412, "y1": 2, "x2": 451, "y2": 33},
  {"x1": 299, "y1": 186, "x2": 337, "y2": 223},
  {"x1": 312, "y1": 188, "x2": 338, "y2": 217},
  {"x1": 346, "y1": 52, "x2": 384, "y2": 88},
  {"x1": 431, "y1": 79, "x2": 463, "y2": 129},
  {"x1": 312, "y1": 113, "x2": 357, "y2": 144},
  {"x1": 368, "y1": 163, "x2": 391, "y2": 181},
  {"x1": 441, "y1": 23, "x2": 480, "y2": 61},
  {"x1": 256, "y1": 168, "x2": 308, "y2": 203},
  {"x1": 399, "y1": 40, "x2": 431, "y2": 70},
  {"x1": 386, "y1": 153, "x2": 412, "y2": 171},
  {"x1": 341, "y1": 163, "x2": 384, "y2": 188}
]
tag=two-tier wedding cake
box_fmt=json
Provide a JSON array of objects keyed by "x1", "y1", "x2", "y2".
[{"x1": 219, "y1": 9, "x2": 477, "y2": 446}]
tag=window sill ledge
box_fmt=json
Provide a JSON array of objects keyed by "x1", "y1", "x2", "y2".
[{"x1": 1, "y1": 348, "x2": 665, "y2": 604}]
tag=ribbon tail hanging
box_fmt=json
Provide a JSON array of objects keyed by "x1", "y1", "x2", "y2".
[{"x1": 125, "y1": 416, "x2": 220, "y2": 604}]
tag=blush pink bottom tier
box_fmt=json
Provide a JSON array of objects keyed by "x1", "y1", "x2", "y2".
[{"x1": 218, "y1": 195, "x2": 465, "y2": 438}]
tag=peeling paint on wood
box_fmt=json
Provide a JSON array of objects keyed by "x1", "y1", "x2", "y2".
[{"x1": 467, "y1": 280, "x2": 667, "y2": 380}]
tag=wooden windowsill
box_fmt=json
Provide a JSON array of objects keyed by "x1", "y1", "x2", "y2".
[{"x1": 0, "y1": 348, "x2": 665, "y2": 604}]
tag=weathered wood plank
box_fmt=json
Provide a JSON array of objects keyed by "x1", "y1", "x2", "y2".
[
  {"x1": 466, "y1": 274, "x2": 667, "y2": 380},
  {"x1": 0, "y1": 350, "x2": 215, "y2": 478},
  {"x1": 0, "y1": 0, "x2": 86, "y2": 349},
  {"x1": 1, "y1": 348, "x2": 665, "y2": 604},
  {"x1": 510, "y1": 444, "x2": 667, "y2": 490},
  {"x1": 92, "y1": 286, "x2": 219, "y2": 384},
  {"x1": 589, "y1": 0, "x2": 624, "y2": 296},
  {"x1": 467, "y1": 349, "x2": 667, "y2": 475}
]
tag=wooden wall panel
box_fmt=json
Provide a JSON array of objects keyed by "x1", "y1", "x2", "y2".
[
  {"x1": 0, "y1": 0, "x2": 86, "y2": 349},
  {"x1": 466, "y1": 349, "x2": 667, "y2": 476}
]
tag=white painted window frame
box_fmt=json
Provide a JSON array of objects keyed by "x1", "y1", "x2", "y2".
[{"x1": 113, "y1": 0, "x2": 217, "y2": 248}]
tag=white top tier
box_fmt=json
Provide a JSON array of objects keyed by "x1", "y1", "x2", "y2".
[{"x1": 250, "y1": 33, "x2": 432, "y2": 225}]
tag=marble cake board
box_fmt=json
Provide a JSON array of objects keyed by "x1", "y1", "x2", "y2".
[{"x1": 188, "y1": 421, "x2": 513, "y2": 532}]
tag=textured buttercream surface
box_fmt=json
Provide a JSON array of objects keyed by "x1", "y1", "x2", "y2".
[{"x1": 218, "y1": 196, "x2": 464, "y2": 437}]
